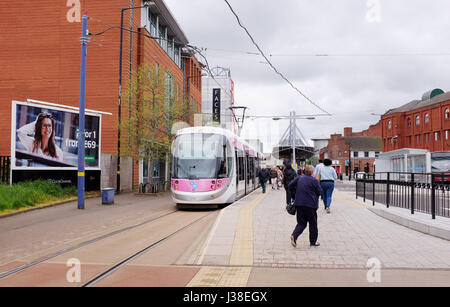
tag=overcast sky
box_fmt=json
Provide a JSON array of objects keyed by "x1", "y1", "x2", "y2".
[{"x1": 164, "y1": 0, "x2": 450, "y2": 152}]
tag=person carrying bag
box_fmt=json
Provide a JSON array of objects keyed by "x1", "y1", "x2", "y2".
[{"x1": 288, "y1": 165, "x2": 322, "y2": 247}]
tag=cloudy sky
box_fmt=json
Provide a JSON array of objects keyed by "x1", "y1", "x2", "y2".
[{"x1": 164, "y1": 0, "x2": 450, "y2": 152}]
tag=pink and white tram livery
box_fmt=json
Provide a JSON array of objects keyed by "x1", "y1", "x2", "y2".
[{"x1": 171, "y1": 126, "x2": 265, "y2": 208}]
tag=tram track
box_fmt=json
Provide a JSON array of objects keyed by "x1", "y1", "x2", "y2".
[
  {"x1": 0, "y1": 209, "x2": 179, "y2": 280},
  {"x1": 81, "y1": 211, "x2": 216, "y2": 287}
]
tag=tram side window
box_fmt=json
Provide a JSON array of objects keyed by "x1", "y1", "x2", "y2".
[
  {"x1": 238, "y1": 154, "x2": 245, "y2": 181},
  {"x1": 249, "y1": 157, "x2": 254, "y2": 182},
  {"x1": 217, "y1": 138, "x2": 232, "y2": 178}
]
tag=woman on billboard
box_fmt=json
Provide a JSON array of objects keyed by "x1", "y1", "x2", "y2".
[{"x1": 17, "y1": 112, "x2": 64, "y2": 161}]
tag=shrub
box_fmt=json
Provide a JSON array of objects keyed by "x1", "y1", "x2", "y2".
[{"x1": 0, "y1": 180, "x2": 77, "y2": 212}]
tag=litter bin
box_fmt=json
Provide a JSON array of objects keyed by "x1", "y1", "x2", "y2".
[{"x1": 102, "y1": 188, "x2": 114, "y2": 205}]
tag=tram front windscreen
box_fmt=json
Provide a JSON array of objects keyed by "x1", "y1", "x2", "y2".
[{"x1": 172, "y1": 133, "x2": 232, "y2": 180}]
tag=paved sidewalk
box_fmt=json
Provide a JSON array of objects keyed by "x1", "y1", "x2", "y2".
[{"x1": 191, "y1": 187, "x2": 450, "y2": 270}]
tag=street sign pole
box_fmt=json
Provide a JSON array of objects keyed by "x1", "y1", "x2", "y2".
[{"x1": 78, "y1": 13, "x2": 88, "y2": 209}]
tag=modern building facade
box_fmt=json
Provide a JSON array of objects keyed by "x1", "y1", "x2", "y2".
[
  {"x1": 381, "y1": 89, "x2": 450, "y2": 153},
  {"x1": 201, "y1": 67, "x2": 236, "y2": 132},
  {"x1": 0, "y1": 0, "x2": 202, "y2": 190}
]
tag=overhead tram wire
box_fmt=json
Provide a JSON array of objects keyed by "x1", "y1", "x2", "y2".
[
  {"x1": 87, "y1": 19, "x2": 234, "y2": 102},
  {"x1": 223, "y1": 0, "x2": 331, "y2": 116}
]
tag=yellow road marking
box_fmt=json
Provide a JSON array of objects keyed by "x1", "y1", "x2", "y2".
[
  {"x1": 335, "y1": 192, "x2": 366, "y2": 209},
  {"x1": 229, "y1": 191, "x2": 267, "y2": 266},
  {"x1": 188, "y1": 190, "x2": 267, "y2": 287},
  {"x1": 187, "y1": 266, "x2": 252, "y2": 287}
]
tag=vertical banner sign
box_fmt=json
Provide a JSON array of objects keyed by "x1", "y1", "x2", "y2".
[{"x1": 212, "y1": 88, "x2": 221, "y2": 123}]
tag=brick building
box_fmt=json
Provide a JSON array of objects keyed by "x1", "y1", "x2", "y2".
[
  {"x1": 320, "y1": 124, "x2": 382, "y2": 175},
  {"x1": 381, "y1": 89, "x2": 450, "y2": 153},
  {"x1": 0, "y1": 0, "x2": 202, "y2": 190}
]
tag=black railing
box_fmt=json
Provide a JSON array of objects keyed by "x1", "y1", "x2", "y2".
[
  {"x1": 356, "y1": 172, "x2": 450, "y2": 219},
  {"x1": 139, "y1": 179, "x2": 169, "y2": 194},
  {"x1": 0, "y1": 156, "x2": 10, "y2": 184}
]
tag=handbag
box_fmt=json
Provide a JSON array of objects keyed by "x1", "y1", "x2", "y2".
[
  {"x1": 316, "y1": 167, "x2": 321, "y2": 181},
  {"x1": 286, "y1": 201, "x2": 296, "y2": 215}
]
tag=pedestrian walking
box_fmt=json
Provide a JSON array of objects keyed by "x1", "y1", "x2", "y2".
[
  {"x1": 282, "y1": 160, "x2": 297, "y2": 205},
  {"x1": 276, "y1": 166, "x2": 283, "y2": 190},
  {"x1": 288, "y1": 165, "x2": 322, "y2": 247},
  {"x1": 314, "y1": 160, "x2": 324, "y2": 178},
  {"x1": 258, "y1": 166, "x2": 270, "y2": 193},
  {"x1": 317, "y1": 159, "x2": 338, "y2": 213},
  {"x1": 270, "y1": 166, "x2": 278, "y2": 190}
]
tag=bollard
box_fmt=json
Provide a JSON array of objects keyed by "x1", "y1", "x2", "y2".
[
  {"x1": 431, "y1": 174, "x2": 436, "y2": 219},
  {"x1": 386, "y1": 172, "x2": 390, "y2": 208}
]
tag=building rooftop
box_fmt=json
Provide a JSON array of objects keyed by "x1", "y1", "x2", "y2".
[
  {"x1": 344, "y1": 136, "x2": 382, "y2": 151},
  {"x1": 384, "y1": 90, "x2": 450, "y2": 115},
  {"x1": 150, "y1": 0, "x2": 189, "y2": 45}
]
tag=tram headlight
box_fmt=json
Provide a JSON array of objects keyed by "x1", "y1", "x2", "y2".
[{"x1": 211, "y1": 185, "x2": 216, "y2": 190}]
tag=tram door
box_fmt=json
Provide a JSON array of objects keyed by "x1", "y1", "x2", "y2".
[
  {"x1": 245, "y1": 153, "x2": 250, "y2": 195},
  {"x1": 251, "y1": 157, "x2": 256, "y2": 190},
  {"x1": 235, "y1": 149, "x2": 246, "y2": 199}
]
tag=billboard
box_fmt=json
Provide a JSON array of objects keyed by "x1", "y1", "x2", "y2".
[{"x1": 11, "y1": 101, "x2": 101, "y2": 169}]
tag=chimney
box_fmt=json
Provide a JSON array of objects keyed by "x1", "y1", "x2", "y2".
[{"x1": 344, "y1": 127, "x2": 353, "y2": 137}]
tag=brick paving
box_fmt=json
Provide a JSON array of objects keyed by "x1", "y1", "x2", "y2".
[
  {"x1": 194, "y1": 186, "x2": 450, "y2": 270},
  {"x1": 253, "y1": 188, "x2": 450, "y2": 269}
]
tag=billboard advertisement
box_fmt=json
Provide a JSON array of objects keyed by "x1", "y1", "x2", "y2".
[{"x1": 12, "y1": 101, "x2": 101, "y2": 169}]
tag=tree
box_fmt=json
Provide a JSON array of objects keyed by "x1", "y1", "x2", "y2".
[{"x1": 120, "y1": 62, "x2": 192, "y2": 164}]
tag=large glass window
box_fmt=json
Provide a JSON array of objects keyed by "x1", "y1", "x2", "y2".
[
  {"x1": 148, "y1": 11, "x2": 157, "y2": 37},
  {"x1": 164, "y1": 71, "x2": 175, "y2": 133},
  {"x1": 172, "y1": 133, "x2": 232, "y2": 179}
]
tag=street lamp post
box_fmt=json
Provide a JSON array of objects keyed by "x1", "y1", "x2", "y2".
[
  {"x1": 78, "y1": 13, "x2": 88, "y2": 209},
  {"x1": 291, "y1": 111, "x2": 296, "y2": 170},
  {"x1": 348, "y1": 144, "x2": 352, "y2": 181}
]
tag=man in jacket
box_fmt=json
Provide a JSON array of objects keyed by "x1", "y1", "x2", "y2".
[
  {"x1": 258, "y1": 166, "x2": 270, "y2": 193},
  {"x1": 282, "y1": 160, "x2": 297, "y2": 205},
  {"x1": 288, "y1": 165, "x2": 322, "y2": 247}
]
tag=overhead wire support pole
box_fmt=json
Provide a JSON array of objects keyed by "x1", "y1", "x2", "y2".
[
  {"x1": 78, "y1": 13, "x2": 88, "y2": 210},
  {"x1": 292, "y1": 111, "x2": 296, "y2": 171}
]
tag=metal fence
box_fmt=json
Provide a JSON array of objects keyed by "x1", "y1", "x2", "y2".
[
  {"x1": 356, "y1": 172, "x2": 450, "y2": 219},
  {"x1": 0, "y1": 156, "x2": 10, "y2": 184},
  {"x1": 139, "y1": 179, "x2": 169, "y2": 194}
]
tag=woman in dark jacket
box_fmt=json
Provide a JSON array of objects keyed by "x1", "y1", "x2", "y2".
[{"x1": 288, "y1": 165, "x2": 322, "y2": 247}]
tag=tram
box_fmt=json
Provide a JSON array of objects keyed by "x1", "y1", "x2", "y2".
[{"x1": 170, "y1": 126, "x2": 265, "y2": 208}]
